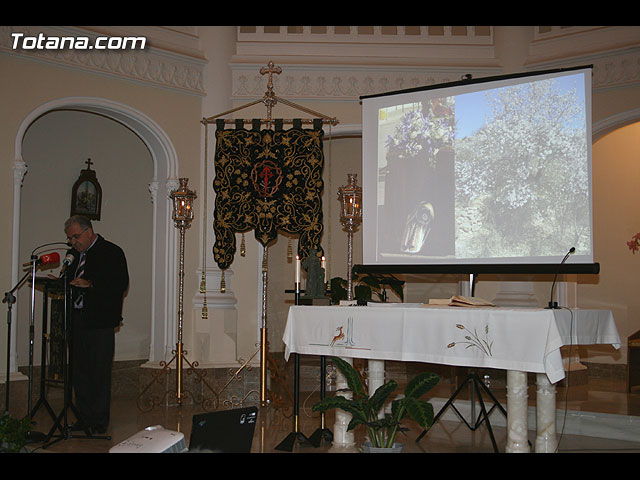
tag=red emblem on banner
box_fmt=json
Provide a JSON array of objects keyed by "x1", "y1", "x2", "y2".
[{"x1": 251, "y1": 160, "x2": 283, "y2": 197}]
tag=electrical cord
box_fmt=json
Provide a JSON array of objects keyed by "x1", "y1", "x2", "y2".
[
  {"x1": 301, "y1": 362, "x2": 336, "y2": 418},
  {"x1": 553, "y1": 306, "x2": 574, "y2": 453}
]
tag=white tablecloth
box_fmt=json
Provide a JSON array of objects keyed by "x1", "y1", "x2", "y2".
[{"x1": 283, "y1": 305, "x2": 620, "y2": 384}]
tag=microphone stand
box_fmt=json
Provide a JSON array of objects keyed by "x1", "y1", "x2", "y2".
[
  {"x1": 3, "y1": 271, "x2": 30, "y2": 414},
  {"x1": 3, "y1": 242, "x2": 68, "y2": 415},
  {"x1": 546, "y1": 248, "x2": 575, "y2": 309},
  {"x1": 23, "y1": 255, "x2": 47, "y2": 443}
]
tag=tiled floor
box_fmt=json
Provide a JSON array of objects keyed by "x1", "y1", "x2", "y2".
[{"x1": 11, "y1": 361, "x2": 640, "y2": 454}]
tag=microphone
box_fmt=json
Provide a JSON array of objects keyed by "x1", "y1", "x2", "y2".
[
  {"x1": 23, "y1": 252, "x2": 60, "y2": 267},
  {"x1": 546, "y1": 247, "x2": 575, "y2": 309},
  {"x1": 59, "y1": 252, "x2": 75, "y2": 278},
  {"x1": 62, "y1": 253, "x2": 75, "y2": 267}
]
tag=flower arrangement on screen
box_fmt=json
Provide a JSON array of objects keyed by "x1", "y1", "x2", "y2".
[
  {"x1": 628, "y1": 232, "x2": 640, "y2": 254},
  {"x1": 385, "y1": 97, "x2": 455, "y2": 166}
]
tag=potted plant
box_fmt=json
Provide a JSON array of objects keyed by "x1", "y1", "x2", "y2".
[
  {"x1": 329, "y1": 271, "x2": 404, "y2": 305},
  {"x1": 312, "y1": 356, "x2": 439, "y2": 452},
  {"x1": 0, "y1": 414, "x2": 30, "y2": 453}
]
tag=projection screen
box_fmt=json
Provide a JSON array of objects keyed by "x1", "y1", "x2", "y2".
[{"x1": 360, "y1": 66, "x2": 595, "y2": 273}]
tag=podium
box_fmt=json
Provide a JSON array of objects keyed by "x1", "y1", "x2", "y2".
[
  {"x1": 35, "y1": 277, "x2": 65, "y2": 378},
  {"x1": 29, "y1": 276, "x2": 65, "y2": 422}
]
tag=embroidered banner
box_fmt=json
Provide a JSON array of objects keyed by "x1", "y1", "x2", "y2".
[{"x1": 213, "y1": 118, "x2": 325, "y2": 270}]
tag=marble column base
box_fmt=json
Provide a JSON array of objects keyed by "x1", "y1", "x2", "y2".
[
  {"x1": 506, "y1": 370, "x2": 530, "y2": 453},
  {"x1": 368, "y1": 359, "x2": 385, "y2": 418},
  {"x1": 332, "y1": 357, "x2": 355, "y2": 448},
  {"x1": 535, "y1": 373, "x2": 558, "y2": 453}
]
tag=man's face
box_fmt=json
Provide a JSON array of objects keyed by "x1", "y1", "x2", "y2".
[{"x1": 65, "y1": 222, "x2": 96, "y2": 253}]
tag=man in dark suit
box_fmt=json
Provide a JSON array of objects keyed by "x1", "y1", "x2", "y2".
[{"x1": 64, "y1": 215, "x2": 129, "y2": 434}]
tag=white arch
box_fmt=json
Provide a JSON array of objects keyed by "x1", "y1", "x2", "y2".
[
  {"x1": 593, "y1": 108, "x2": 640, "y2": 142},
  {"x1": 10, "y1": 96, "x2": 179, "y2": 373}
]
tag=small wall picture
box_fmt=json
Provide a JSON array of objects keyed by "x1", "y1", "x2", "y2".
[{"x1": 71, "y1": 158, "x2": 102, "y2": 220}]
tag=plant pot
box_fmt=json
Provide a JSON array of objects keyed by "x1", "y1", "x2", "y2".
[{"x1": 361, "y1": 441, "x2": 404, "y2": 453}]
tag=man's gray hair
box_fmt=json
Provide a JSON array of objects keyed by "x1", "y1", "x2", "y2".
[{"x1": 65, "y1": 215, "x2": 93, "y2": 232}]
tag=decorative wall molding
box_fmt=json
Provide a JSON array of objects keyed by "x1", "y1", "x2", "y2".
[
  {"x1": 0, "y1": 26, "x2": 206, "y2": 96},
  {"x1": 230, "y1": 64, "x2": 503, "y2": 101},
  {"x1": 231, "y1": 26, "x2": 500, "y2": 100},
  {"x1": 237, "y1": 25, "x2": 494, "y2": 44},
  {"x1": 235, "y1": 25, "x2": 495, "y2": 63},
  {"x1": 528, "y1": 26, "x2": 640, "y2": 67},
  {"x1": 526, "y1": 46, "x2": 640, "y2": 92},
  {"x1": 229, "y1": 48, "x2": 640, "y2": 103},
  {"x1": 588, "y1": 49, "x2": 640, "y2": 92},
  {"x1": 230, "y1": 26, "x2": 640, "y2": 101}
]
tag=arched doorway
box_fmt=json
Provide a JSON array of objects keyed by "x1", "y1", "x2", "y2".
[
  {"x1": 10, "y1": 97, "x2": 179, "y2": 374},
  {"x1": 585, "y1": 118, "x2": 640, "y2": 363}
]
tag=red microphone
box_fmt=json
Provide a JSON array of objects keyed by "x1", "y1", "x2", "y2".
[
  {"x1": 23, "y1": 252, "x2": 60, "y2": 267},
  {"x1": 39, "y1": 252, "x2": 60, "y2": 265}
]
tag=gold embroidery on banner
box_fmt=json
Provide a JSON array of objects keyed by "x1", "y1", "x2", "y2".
[{"x1": 213, "y1": 123, "x2": 325, "y2": 270}]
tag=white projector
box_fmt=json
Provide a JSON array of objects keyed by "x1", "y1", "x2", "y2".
[{"x1": 109, "y1": 425, "x2": 188, "y2": 453}]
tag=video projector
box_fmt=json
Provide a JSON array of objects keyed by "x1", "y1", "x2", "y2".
[{"x1": 109, "y1": 425, "x2": 187, "y2": 453}]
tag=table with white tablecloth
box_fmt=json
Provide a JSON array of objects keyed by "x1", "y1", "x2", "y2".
[{"x1": 282, "y1": 304, "x2": 621, "y2": 453}]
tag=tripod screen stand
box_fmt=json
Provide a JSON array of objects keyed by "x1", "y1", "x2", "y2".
[
  {"x1": 415, "y1": 274, "x2": 506, "y2": 452},
  {"x1": 416, "y1": 370, "x2": 506, "y2": 453}
]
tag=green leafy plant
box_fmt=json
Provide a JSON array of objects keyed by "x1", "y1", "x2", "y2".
[
  {"x1": 329, "y1": 272, "x2": 404, "y2": 304},
  {"x1": 0, "y1": 414, "x2": 30, "y2": 453},
  {"x1": 312, "y1": 356, "x2": 439, "y2": 449}
]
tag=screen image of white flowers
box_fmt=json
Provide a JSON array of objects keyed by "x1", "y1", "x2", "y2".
[{"x1": 448, "y1": 324, "x2": 493, "y2": 356}]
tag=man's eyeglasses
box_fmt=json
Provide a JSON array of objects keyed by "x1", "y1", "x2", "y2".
[{"x1": 66, "y1": 229, "x2": 88, "y2": 242}]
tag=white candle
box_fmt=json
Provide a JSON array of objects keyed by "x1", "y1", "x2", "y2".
[
  {"x1": 295, "y1": 255, "x2": 301, "y2": 284},
  {"x1": 321, "y1": 256, "x2": 326, "y2": 283}
]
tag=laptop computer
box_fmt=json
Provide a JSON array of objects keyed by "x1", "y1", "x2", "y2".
[{"x1": 188, "y1": 406, "x2": 258, "y2": 453}]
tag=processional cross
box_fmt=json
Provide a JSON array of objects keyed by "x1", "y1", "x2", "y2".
[{"x1": 260, "y1": 61, "x2": 282, "y2": 122}]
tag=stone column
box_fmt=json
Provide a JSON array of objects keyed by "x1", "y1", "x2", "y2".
[
  {"x1": 329, "y1": 357, "x2": 357, "y2": 452},
  {"x1": 535, "y1": 373, "x2": 558, "y2": 453},
  {"x1": 506, "y1": 370, "x2": 530, "y2": 453}
]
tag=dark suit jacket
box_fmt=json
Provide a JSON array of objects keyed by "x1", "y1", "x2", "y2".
[{"x1": 67, "y1": 234, "x2": 129, "y2": 329}]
